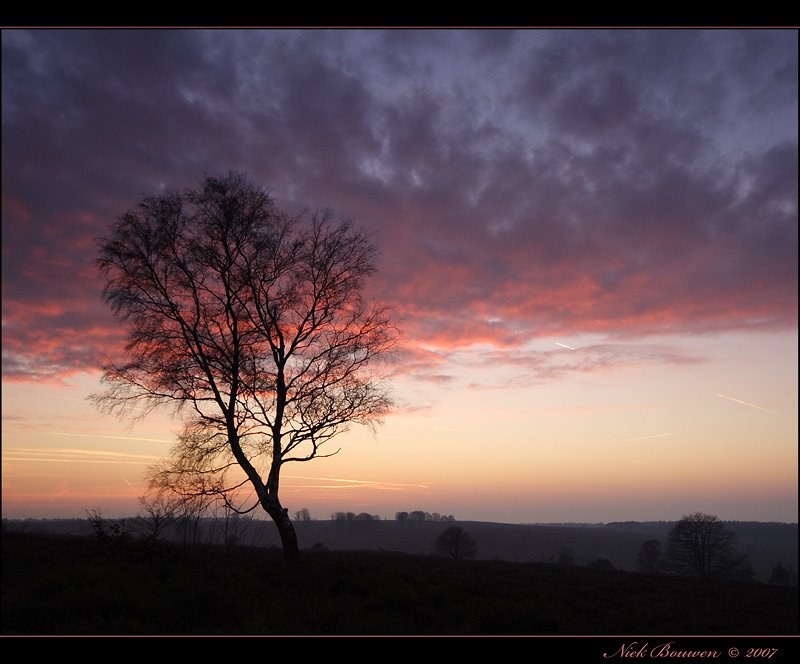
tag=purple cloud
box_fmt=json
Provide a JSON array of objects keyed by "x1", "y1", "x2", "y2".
[{"x1": 2, "y1": 30, "x2": 796, "y2": 381}]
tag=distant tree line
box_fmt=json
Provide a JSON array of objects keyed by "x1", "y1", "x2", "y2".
[
  {"x1": 294, "y1": 508, "x2": 312, "y2": 523},
  {"x1": 330, "y1": 511, "x2": 381, "y2": 522},
  {"x1": 395, "y1": 511, "x2": 456, "y2": 522},
  {"x1": 542, "y1": 512, "x2": 792, "y2": 584}
]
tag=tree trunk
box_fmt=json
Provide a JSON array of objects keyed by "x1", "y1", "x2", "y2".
[{"x1": 267, "y1": 502, "x2": 301, "y2": 561}]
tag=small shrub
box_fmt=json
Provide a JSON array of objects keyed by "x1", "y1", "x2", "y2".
[{"x1": 586, "y1": 558, "x2": 615, "y2": 571}]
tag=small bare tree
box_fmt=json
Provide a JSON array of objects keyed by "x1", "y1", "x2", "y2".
[
  {"x1": 135, "y1": 491, "x2": 179, "y2": 542},
  {"x1": 636, "y1": 539, "x2": 663, "y2": 573},
  {"x1": 435, "y1": 526, "x2": 477, "y2": 560},
  {"x1": 93, "y1": 173, "x2": 395, "y2": 560}
]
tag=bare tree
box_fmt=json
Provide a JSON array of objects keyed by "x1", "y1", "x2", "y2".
[
  {"x1": 665, "y1": 513, "x2": 738, "y2": 577},
  {"x1": 434, "y1": 526, "x2": 477, "y2": 559},
  {"x1": 135, "y1": 491, "x2": 180, "y2": 542},
  {"x1": 93, "y1": 173, "x2": 395, "y2": 560},
  {"x1": 636, "y1": 539, "x2": 663, "y2": 573},
  {"x1": 145, "y1": 462, "x2": 218, "y2": 546}
]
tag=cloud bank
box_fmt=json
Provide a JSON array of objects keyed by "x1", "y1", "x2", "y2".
[{"x1": 2, "y1": 30, "x2": 796, "y2": 381}]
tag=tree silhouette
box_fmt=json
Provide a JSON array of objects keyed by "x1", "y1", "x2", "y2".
[
  {"x1": 665, "y1": 512, "x2": 738, "y2": 577},
  {"x1": 552, "y1": 546, "x2": 575, "y2": 566},
  {"x1": 294, "y1": 508, "x2": 311, "y2": 523},
  {"x1": 434, "y1": 526, "x2": 477, "y2": 559},
  {"x1": 93, "y1": 173, "x2": 395, "y2": 561},
  {"x1": 636, "y1": 539, "x2": 663, "y2": 573},
  {"x1": 135, "y1": 491, "x2": 179, "y2": 542},
  {"x1": 144, "y1": 462, "x2": 219, "y2": 546},
  {"x1": 768, "y1": 562, "x2": 798, "y2": 587}
]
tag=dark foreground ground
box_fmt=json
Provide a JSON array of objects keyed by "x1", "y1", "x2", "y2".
[{"x1": 2, "y1": 531, "x2": 797, "y2": 635}]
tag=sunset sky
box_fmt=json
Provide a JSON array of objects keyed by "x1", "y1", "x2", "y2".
[{"x1": 2, "y1": 29, "x2": 797, "y2": 523}]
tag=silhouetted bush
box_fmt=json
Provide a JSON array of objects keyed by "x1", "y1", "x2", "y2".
[
  {"x1": 86, "y1": 508, "x2": 135, "y2": 558},
  {"x1": 768, "y1": 562, "x2": 797, "y2": 587},
  {"x1": 551, "y1": 547, "x2": 575, "y2": 566}
]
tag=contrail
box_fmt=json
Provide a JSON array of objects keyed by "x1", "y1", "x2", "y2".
[
  {"x1": 378, "y1": 481, "x2": 431, "y2": 489},
  {"x1": 51, "y1": 432, "x2": 174, "y2": 443},
  {"x1": 284, "y1": 474, "x2": 376, "y2": 485},
  {"x1": 289, "y1": 484, "x2": 375, "y2": 490},
  {"x1": 288, "y1": 483, "x2": 428, "y2": 492},
  {"x1": 614, "y1": 433, "x2": 674, "y2": 443},
  {"x1": 716, "y1": 393, "x2": 777, "y2": 414},
  {"x1": 7, "y1": 447, "x2": 162, "y2": 460},
  {"x1": 3, "y1": 448, "x2": 162, "y2": 465},
  {"x1": 3, "y1": 456, "x2": 153, "y2": 465},
  {"x1": 555, "y1": 341, "x2": 599, "y2": 359},
  {"x1": 285, "y1": 474, "x2": 430, "y2": 489}
]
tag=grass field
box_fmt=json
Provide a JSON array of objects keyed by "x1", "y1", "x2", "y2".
[{"x1": 2, "y1": 531, "x2": 797, "y2": 636}]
